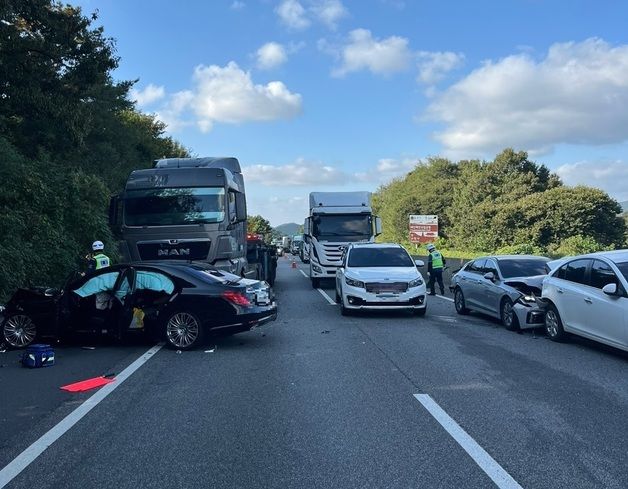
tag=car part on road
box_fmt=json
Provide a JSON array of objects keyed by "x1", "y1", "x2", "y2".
[
  {"x1": 165, "y1": 311, "x2": 204, "y2": 350},
  {"x1": 2, "y1": 314, "x2": 37, "y2": 348},
  {"x1": 60, "y1": 375, "x2": 116, "y2": 392},
  {"x1": 454, "y1": 288, "x2": 469, "y2": 315},
  {"x1": 545, "y1": 304, "x2": 567, "y2": 342},
  {"x1": 500, "y1": 298, "x2": 520, "y2": 331}
]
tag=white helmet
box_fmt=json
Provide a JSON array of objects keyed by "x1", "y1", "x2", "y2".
[
  {"x1": 92, "y1": 240, "x2": 104, "y2": 251},
  {"x1": 426, "y1": 244, "x2": 436, "y2": 252}
]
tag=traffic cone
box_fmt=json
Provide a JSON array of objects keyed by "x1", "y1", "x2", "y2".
[{"x1": 291, "y1": 260, "x2": 297, "y2": 269}]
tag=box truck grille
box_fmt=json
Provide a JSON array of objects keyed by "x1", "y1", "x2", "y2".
[
  {"x1": 138, "y1": 240, "x2": 211, "y2": 260},
  {"x1": 365, "y1": 282, "x2": 408, "y2": 293}
]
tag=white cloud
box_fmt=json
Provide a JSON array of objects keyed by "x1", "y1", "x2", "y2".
[
  {"x1": 311, "y1": 0, "x2": 348, "y2": 29},
  {"x1": 354, "y1": 157, "x2": 418, "y2": 183},
  {"x1": 130, "y1": 84, "x2": 165, "y2": 107},
  {"x1": 417, "y1": 51, "x2": 465, "y2": 85},
  {"x1": 231, "y1": 1, "x2": 245, "y2": 10},
  {"x1": 256, "y1": 42, "x2": 288, "y2": 70},
  {"x1": 556, "y1": 160, "x2": 628, "y2": 201},
  {"x1": 244, "y1": 158, "x2": 344, "y2": 186},
  {"x1": 330, "y1": 29, "x2": 412, "y2": 77},
  {"x1": 276, "y1": 0, "x2": 310, "y2": 30},
  {"x1": 245, "y1": 156, "x2": 417, "y2": 188},
  {"x1": 155, "y1": 62, "x2": 302, "y2": 132},
  {"x1": 426, "y1": 38, "x2": 628, "y2": 157},
  {"x1": 275, "y1": 0, "x2": 347, "y2": 30}
]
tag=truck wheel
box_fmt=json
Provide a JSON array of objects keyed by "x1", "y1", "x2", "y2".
[{"x1": 311, "y1": 278, "x2": 320, "y2": 289}]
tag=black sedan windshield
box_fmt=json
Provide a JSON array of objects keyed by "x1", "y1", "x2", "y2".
[
  {"x1": 348, "y1": 248, "x2": 414, "y2": 268},
  {"x1": 498, "y1": 258, "x2": 549, "y2": 278}
]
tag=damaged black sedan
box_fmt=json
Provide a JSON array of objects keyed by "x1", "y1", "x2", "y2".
[
  {"x1": 450, "y1": 255, "x2": 549, "y2": 330},
  {"x1": 1, "y1": 262, "x2": 277, "y2": 350}
]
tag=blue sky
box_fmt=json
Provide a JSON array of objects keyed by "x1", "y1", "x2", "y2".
[{"x1": 77, "y1": 0, "x2": 628, "y2": 225}]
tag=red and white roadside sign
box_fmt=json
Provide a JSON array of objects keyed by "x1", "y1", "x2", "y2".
[{"x1": 409, "y1": 215, "x2": 438, "y2": 244}]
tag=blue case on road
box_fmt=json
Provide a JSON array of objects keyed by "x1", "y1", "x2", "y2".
[{"x1": 21, "y1": 344, "x2": 55, "y2": 368}]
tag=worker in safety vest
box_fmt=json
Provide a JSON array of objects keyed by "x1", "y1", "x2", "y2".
[
  {"x1": 86, "y1": 240, "x2": 111, "y2": 274},
  {"x1": 426, "y1": 243, "x2": 446, "y2": 296}
]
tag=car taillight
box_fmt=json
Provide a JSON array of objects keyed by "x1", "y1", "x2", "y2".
[{"x1": 222, "y1": 290, "x2": 251, "y2": 307}]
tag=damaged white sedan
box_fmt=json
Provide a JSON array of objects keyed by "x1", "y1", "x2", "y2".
[{"x1": 450, "y1": 255, "x2": 550, "y2": 330}]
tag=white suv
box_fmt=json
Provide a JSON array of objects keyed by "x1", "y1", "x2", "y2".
[
  {"x1": 542, "y1": 250, "x2": 628, "y2": 352},
  {"x1": 335, "y1": 243, "x2": 427, "y2": 316}
]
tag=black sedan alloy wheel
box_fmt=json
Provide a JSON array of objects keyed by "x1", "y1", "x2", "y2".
[
  {"x1": 165, "y1": 312, "x2": 203, "y2": 350},
  {"x1": 3, "y1": 314, "x2": 37, "y2": 348}
]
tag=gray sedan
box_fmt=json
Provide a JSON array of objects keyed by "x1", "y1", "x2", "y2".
[{"x1": 450, "y1": 255, "x2": 550, "y2": 330}]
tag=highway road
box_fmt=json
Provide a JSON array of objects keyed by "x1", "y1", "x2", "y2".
[{"x1": 1, "y1": 258, "x2": 628, "y2": 488}]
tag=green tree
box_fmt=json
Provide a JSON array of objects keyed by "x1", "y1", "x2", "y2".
[
  {"x1": 247, "y1": 215, "x2": 273, "y2": 238},
  {"x1": 0, "y1": 2, "x2": 189, "y2": 300}
]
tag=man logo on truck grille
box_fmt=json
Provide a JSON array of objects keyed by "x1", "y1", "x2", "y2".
[{"x1": 158, "y1": 248, "x2": 190, "y2": 257}]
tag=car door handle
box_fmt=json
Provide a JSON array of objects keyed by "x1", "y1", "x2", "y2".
[{"x1": 584, "y1": 297, "x2": 593, "y2": 304}]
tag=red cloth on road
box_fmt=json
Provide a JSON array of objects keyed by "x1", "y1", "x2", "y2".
[{"x1": 60, "y1": 376, "x2": 115, "y2": 392}]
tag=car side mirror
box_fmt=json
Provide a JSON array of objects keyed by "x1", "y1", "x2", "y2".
[
  {"x1": 483, "y1": 272, "x2": 495, "y2": 281},
  {"x1": 415, "y1": 260, "x2": 424, "y2": 267},
  {"x1": 602, "y1": 283, "x2": 618, "y2": 296}
]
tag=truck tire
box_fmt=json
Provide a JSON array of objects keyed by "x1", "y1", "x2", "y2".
[{"x1": 311, "y1": 278, "x2": 320, "y2": 289}]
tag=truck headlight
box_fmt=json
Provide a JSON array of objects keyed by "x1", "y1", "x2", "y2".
[
  {"x1": 408, "y1": 277, "x2": 424, "y2": 288},
  {"x1": 345, "y1": 276, "x2": 365, "y2": 288},
  {"x1": 312, "y1": 264, "x2": 322, "y2": 273}
]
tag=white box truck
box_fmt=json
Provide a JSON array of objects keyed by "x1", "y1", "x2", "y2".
[{"x1": 304, "y1": 192, "x2": 382, "y2": 288}]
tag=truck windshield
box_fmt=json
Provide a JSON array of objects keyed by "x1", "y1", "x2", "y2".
[
  {"x1": 313, "y1": 214, "x2": 371, "y2": 242},
  {"x1": 124, "y1": 187, "x2": 225, "y2": 226}
]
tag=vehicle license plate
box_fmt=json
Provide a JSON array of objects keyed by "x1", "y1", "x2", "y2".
[{"x1": 256, "y1": 290, "x2": 270, "y2": 305}]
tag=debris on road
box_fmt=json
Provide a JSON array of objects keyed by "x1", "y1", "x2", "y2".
[
  {"x1": 204, "y1": 347, "x2": 216, "y2": 353},
  {"x1": 81, "y1": 346, "x2": 96, "y2": 350},
  {"x1": 321, "y1": 330, "x2": 330, "y2": 334},
  {"x1": 60, "y1": 376, "x2": 115, "y2": 392}
]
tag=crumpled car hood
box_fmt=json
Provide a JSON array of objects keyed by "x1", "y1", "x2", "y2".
[{"x1": 503, "y1": 275, "x2": 545, "y2": 294}]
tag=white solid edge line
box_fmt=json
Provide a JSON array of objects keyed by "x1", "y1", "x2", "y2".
[
  {"x1": 299, "y1": 269, "x2": 308, "y2": 278},
  {"x1": 317, "y1": 288, "x2": 337, "y2": 305},
  {"x1": 434, "y1": 294, "x2": 454, "y2": 303},
  {"x1": 413, "y1": 394, "x2": 523, "y2": 489},
  {"x1": 0, "y1": 343, "x2": 164, "y2": 489}
]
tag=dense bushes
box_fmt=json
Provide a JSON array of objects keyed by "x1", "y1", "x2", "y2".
[
  {"x1": 373, "y1": 149, "x2": 626, "y2": 256},
  {"x1": 0, "y1": 2, "x2": 187, "y2": 300}
]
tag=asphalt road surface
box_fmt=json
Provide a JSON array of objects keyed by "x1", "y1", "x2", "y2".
[{"x1": 1, "y1": 258, "x2": 628, "y2": 488}]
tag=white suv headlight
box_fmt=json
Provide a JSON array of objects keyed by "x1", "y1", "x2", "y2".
[
  {"x1": 408, "y1": 277, "x2": 424, "y2": 288},
  {"x1": 345, "y1": 276, "x2": 365, "y2": 288}
]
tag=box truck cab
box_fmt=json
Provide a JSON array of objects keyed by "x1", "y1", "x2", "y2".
[
  {"x1": 109, "y1": 157, "x2": 276, "y2": 284},
  {"x1": 304, "y1": 192, "x2": 382, "y2": 288}
]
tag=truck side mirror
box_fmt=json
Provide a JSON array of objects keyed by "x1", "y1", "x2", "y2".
[
  {"x1": 304, "y1": 217, "x2": 311, "y2": 236},
  {"x1": 109, "y1": 195, "x2": 120, "y2": 226},
  {"x1": 375, "y1": 216, "x2": 382, "y2": 236},
  {"x1": 235, "y1": 192, "x2": 247, "y2": 222}
]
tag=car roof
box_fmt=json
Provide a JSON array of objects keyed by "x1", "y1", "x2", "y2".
[
  {"x1": 574, "y1": 249, "x2": 628, "y2": 263},
  {"x1": 488, "y1": 255, "x2": 549, "y2": 261}
]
